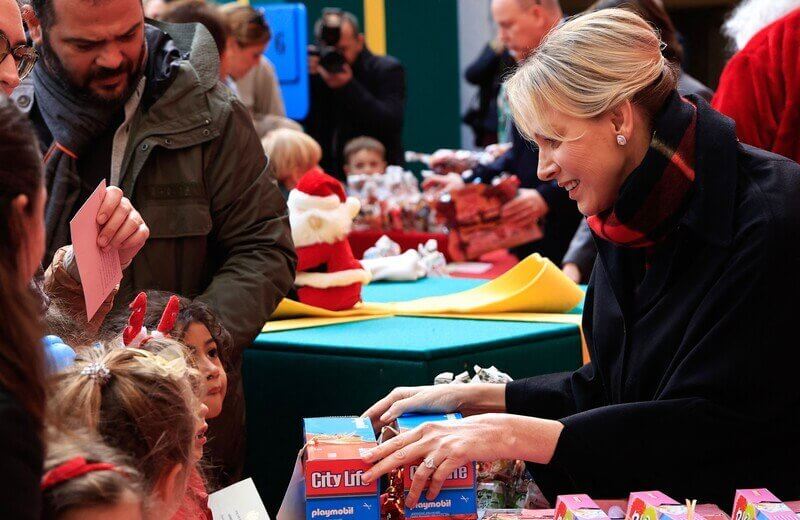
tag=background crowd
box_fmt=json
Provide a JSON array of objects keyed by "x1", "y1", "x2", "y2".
[{"x1": 0, "y1": 0, "x2": 800, "y2": 517}]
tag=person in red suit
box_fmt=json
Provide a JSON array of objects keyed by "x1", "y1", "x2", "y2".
[
  {"x1": 712, "y1": 8, "x2": 800, "y2": 163},
  {"x1": 287, "y1": 167, "x2": 371, "y2": 311}
]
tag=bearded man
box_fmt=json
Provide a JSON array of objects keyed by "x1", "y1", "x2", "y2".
[{"x1": 13, "y1": 0, "x2": 296, "y2": 486}]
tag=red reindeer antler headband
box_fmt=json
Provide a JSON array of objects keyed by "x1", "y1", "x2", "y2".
[{"x1": 122, "y1": 292, "x2": 181, "y2": 347}]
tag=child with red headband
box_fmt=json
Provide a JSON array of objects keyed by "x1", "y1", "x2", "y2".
[
  {"x1": 41, "y1": 429, "x2": 144, "y2": 519},
  {"x1": 48, "y1": 343, "x2": 203, "y2": 519}
]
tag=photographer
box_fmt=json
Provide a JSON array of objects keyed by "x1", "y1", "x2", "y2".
[{"x1": 304, "y1": 9, "x2": 405, "y2": 180}]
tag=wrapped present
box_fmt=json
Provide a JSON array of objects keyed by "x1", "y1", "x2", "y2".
[
  {"x1": 436, "y1": 175, "x2": 542, "y2": 260},
  {"x1": 627, "y1": 492, "x2": 704, "y2": 520},
  {"x1": 555, "y1": 495, "x2": 611, "y2": 520},
  {"x1": 732, "y1": 490, "x2": 795, "y2": 520}
]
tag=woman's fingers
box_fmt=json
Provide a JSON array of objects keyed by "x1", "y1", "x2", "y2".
[
  {"x1": 425, "y1": 457, "x2": 462, "y2": 501},
  {"x1": 362, "y1": 387, "x2": 417, "y2": 428},
  {"x1": 405, "y1": 452, "x2": 443, "y2": 507},
  {"x1": 96, "y1": 186, "x2": 123, "y2": 225},
  {"x1": 361, "y1": 433, "x2": 424, "y2": 484}
]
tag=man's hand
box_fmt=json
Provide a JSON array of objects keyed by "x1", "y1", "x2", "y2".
[
  {"x1": 318, "y1": 63, "x2": 353, "y2": 89},
  {"x1": 96, "y1": 186, "x2": 149, "y2": 270},
  {"x1": 501, "y1": 188, "x2": 549, "y2": 227},
  {"x1": 308, "y1": 48, "x2": 320, "y2": 75}
]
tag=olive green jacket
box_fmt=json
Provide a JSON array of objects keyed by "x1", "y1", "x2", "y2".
[{"x1": 16, "y1": 21, "x2": 296, "y2": 352}]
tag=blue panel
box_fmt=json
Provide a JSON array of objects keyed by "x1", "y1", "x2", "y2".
[
  {"x1": 405, "y1": 488, "x2": 478, "y2": 517},
  {"x1": 303, "y1": 416, "x2": 376, "y2": 441},
  {"x1": 257, "y1": 3, "x2": 309, "y2": 120},
  {"x1": 307, "y1": 495, "x2": 380, "y2": 520},
  {"x1": 396, "y1": 413, "x2": 462, "y2": 431}
]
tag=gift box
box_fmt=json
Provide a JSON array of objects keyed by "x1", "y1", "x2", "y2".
[
  {"x1": 395, "y1": 413, "x2": 477, "y2": 520},
  {"x1": 555, "y1": 495, "x2": 611, "y2": 520},
  {"x1": 732, "y1": 489, "x2": 796, "y2": 520},
  {"x1": 435, "y1": 175, "x2": 542, "y2": 260},
  {"x1": 627, "y1": 492, "x2": 705, "y2": 520},
  {"x1": 303, "y1": 417, "x2": 380, "y2": 520}
]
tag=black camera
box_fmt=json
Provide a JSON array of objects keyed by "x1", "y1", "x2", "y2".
[{"x1": 308, "y1": 8, "x2": 347, "y2": 74}]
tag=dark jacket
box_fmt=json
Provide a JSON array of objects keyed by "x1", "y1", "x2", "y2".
[
  {"x1": 19, "y1": 22, "x2": 297, "y2": 487},
  {"x1": 506, "y1": 97, "x2": 800, "y2": 505},
  {"x1": 303, "y1": 48, "x2": 405, "y2": 180},
  {"x1": 463, "y1": 43, "x2": 514, "y2": 147},
  {"x1": 0, "y1": 387, "x2": 42, "y2": 519},
  {"x1": 473, "y1": 125, "x2": 582, "y2": 265}
]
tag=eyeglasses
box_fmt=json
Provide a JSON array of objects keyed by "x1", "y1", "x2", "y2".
[{"x1": 0, "y1": 31, "x2": 39, "y2": 82}]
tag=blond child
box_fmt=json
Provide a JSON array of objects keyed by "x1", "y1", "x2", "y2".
[
  {"x1": 42, "y1": 429, "x2": 144, "y2": 520},
  {"x1": 343, "y1": 136, "x2": 388, "y2": 176},
  {"x1": 48, "y1": 343, "x2": 204, "y2": 519},
  {"x1": 262, "y1": 128, "x2": 323, "y2": 196}
]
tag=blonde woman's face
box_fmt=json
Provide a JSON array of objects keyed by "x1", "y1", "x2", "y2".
[{"x1": 532, "y1": 110, "x2": 629, "y2": 217}]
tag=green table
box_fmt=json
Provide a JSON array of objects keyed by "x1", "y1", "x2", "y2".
[{"x1": 242, "y1": 278, "x2": 583, "y2": 514}]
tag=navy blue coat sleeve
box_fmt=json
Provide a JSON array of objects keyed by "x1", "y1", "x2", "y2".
[{"x1": 543, "y1": 196, "x2": 800, "y2": 498}]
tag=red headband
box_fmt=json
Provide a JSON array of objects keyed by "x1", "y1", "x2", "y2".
[
  {"x1": 122, "y1": 293, "x2": 181, "y2": 346},
  {"x1": 41, "y1": 457, "x2": 117, "y2": 490}
]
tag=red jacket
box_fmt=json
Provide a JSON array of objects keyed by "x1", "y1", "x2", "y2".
[{"x1": 712, "y1": 8, "x2": 800, "y2": 163}]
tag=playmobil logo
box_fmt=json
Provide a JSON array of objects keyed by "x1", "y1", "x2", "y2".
[
  {"x1": 412, "y1": 499, "x2": 452, "y2": 510},
  {"x1": 311, "y1": 506, "x2": 355, "y2": 518}
]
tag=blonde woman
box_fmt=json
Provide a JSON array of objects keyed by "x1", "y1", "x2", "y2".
[{"x1": 361, "y1": 9, "x2": 800, "y2": 504}]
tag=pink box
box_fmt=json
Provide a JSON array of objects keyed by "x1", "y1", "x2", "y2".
[
  {"x1": 733, "y1": 489, "x2": 796, "y2": 520},
  {"x1": 555, "y1": 495, "x2": 610, "y2": 520},
  {"x1": 627, "y1": 491, "x2": 706, "y2": 520}
]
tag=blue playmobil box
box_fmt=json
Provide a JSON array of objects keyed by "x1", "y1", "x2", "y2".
[
  {"x1": 303, "y1": 416, "x2": 380, "y2": 520},
  {"x1": 395, "y1": 414, "x2": 477, "y2": 520}
]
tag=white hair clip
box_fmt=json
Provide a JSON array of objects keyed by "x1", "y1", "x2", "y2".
[{"x1": 80, "y1": 362, "x2": 111, "y2": 386}]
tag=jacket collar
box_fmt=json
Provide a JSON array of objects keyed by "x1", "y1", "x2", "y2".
[{"x1": 678, "y1": 95, "x2": 738, "y2": 248}]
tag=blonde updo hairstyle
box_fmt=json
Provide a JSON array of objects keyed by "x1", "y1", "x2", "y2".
[
  {"x1": 506, "y1": 8, "x2": 679, "y2": 142},
  {"x1": 48, "y1": 342, "x2": 199, "y2": 509}
]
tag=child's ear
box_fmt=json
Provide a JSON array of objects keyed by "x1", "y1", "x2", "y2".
[{"x1": 156, "y1": 463, "x2": 185, "y2": 510}]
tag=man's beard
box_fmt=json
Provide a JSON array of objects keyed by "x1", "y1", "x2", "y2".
[{"x1": 40, "y1": 34, "x2": 145, "y2": 108}]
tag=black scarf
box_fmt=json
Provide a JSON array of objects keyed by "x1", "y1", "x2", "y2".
[{"x1": 34, "y1": 24, "x2": 182, "y2": 263}]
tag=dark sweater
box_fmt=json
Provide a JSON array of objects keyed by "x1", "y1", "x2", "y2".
[{"x1": 0, "y1": 387, "x2": 42, "y2": 519}]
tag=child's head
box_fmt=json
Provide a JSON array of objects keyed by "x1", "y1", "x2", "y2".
[
  {"x1": 343, "y1": 136, "x2": 387, "y2": 176},
  {"x1": 103, "y1": 291, "x2": 231, "y2": 420},
  {"x1": 262, "y1": 129, "x2": 322, "y2": 191},
  {"x1": 48, "y1": 343, "x2": 201, "y2": 519},
  {"x1": 42, "y1": 429, "x2": 144, "y2": 520}
]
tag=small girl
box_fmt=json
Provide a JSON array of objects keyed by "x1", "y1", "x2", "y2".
[
  {"x1": 42, "y1": 429, "x2": 144, "y2": 520},
  {"x1": 102, "y1": 291, "x2": 233, "y2": 514},
  {"x1": 48, "y1": 343, "x2": 204, "y2": 519},
  {"x1": 262, "y1": 128, "x2": 323, "y2": 196}
]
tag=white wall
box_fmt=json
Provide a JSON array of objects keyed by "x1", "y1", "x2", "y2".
[{"x1": 457, "y1": 0, "x2": 496, "y2": 150}]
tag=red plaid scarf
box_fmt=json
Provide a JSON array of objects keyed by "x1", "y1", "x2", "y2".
[{"x1": 587, "y1": 93, "x2": 697, "y2": 248}]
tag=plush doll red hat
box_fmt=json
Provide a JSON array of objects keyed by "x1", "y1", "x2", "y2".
[{"x1": 287, "y1": 167, "x2": 371, "y2": 311}]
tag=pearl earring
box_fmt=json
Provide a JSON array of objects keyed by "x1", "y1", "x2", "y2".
[{"x1": 616, "y1": 135, "x2": 627, "y2": 146}]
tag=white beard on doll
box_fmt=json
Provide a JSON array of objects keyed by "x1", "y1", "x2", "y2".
[{"x1": 289, "y1": 196, "x2": 361, "y2": 247}]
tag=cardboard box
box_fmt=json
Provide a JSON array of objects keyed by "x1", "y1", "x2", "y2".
[
  {"x1": 395, "y1": 413, "x2": 477, "y2": 519},
  {"x1": 627, "y1": 491, "x2": 706, "y2": 520},
  {"x1": 555, "y1": 495, "x2": 611, "y2": 520},
  {"x1": 732, "y1": 489, "x2": 796, "y2": 520},
  {"x1": 303, "y1": 416, "x2": 380, "y2": 520}
]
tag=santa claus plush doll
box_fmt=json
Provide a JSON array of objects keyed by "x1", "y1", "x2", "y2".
[{"x1": 288, "y1": 167, "x2": 372, "y2": 311}]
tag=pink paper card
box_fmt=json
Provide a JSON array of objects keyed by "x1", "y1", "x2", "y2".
[{"x1": 69, "y1": 180, "x2": 122, "y2": 321}]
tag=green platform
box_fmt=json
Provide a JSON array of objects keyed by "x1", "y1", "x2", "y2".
[{"x1": 242, "y1": 278, "x2": 583, "y2": 514}]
